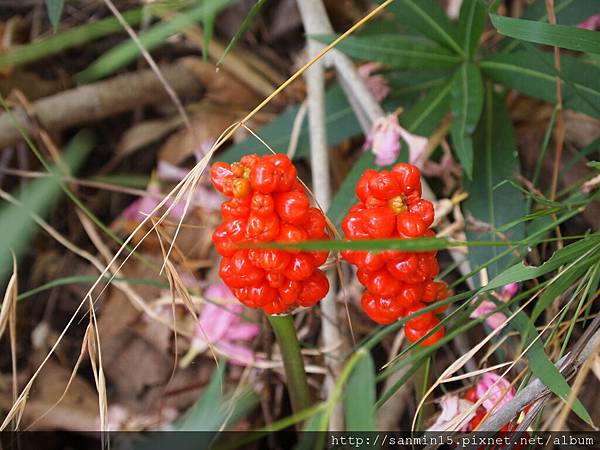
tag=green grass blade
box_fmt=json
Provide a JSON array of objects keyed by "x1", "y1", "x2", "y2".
[
  {"x1": 45, "y1": 0, "x2": 64, "y2": 32},
  {"x1": 78, "y1": 0, "x2": 236, "y2": 82},
  {"x1": 218, "y1": 0, "x2": 267, "y2": 66},
  {"x1": 0, "y1": 130, "x2": 93, "y2": 284},
  {"x1": 0, "y1": 8, "x2": 144, "y2": 69}
]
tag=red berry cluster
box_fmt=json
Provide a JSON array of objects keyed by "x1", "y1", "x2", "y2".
[
  {"x1": 211, "y1": 154, "x2": 330, "y2": 315},
  {"x1": 463, "y1": 387, "x2": 520, "y2": 432},
  {"x1": 340, "y1": 163, "x2": 447, "y2": 345}
]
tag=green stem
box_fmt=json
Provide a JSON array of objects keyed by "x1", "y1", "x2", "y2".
[{"x1": 267, "y1": 314, "x2": 311, "y2": 414}]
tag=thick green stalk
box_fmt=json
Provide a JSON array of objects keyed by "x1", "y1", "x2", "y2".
[{"x1": 268, "y1": 314, "x2": 311, "y2": 414}]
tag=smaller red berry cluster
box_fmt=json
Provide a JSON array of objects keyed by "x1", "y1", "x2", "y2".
[
  {"x1": 211, "y1": 154, "x2": 330, "y2": 315},
  {"x1": 462, "y1": 387, "x2": 519, "y2": 432},
  {"x1": 341, "y1": 163, "x2": 447, "y2": 345}
]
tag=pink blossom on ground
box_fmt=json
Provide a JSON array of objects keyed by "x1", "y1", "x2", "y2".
[
  {"x1": 470, "y1": 283, "x2": 519, "y2": 330},
  {"x1": 364, "y1": 114, "x2": 428, "y2": 166},
  {"x1": 190, "y1": 283, "x2": 260, "y2": 365},
  {"x1": 476, "y1": 372, "x2": 515, "y2": 414},
  {"x1": 470, "y1": 299, "x2": 508, "y2": 330},
  {"x1": 121, "y1": 182, "x2": 185, "y2": 222},
  {"x1": 579, "y1": 13, "x2": 600, "y2": 30},
  {"x1": 358, "y1": 62, "x2": 391, "y2": 103},
  {"x1": 428, "y1": 394, "x2": 476, "y2": 431}
]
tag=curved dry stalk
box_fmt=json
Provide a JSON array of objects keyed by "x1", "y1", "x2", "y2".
[{"x1": 102, "y1": 0, "x2": 193, "y2": 132}]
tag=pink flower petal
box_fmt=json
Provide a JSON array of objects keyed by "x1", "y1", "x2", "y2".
[
  {"x1": 470, "y1": 298, "x2": 507, "y2": 330},
  {"x1": 398, "y1": 127, "x2": 428, "y2": 168},
  {"x1": 579, "y1": 13, "x2": 600, "y2": 31},
  {"x1": 196, "y1": 302, "x2": 236, "y2": 343},
  {"x1": 218, "y1": 341, "x2": 255, "y2": 366},
  {"x1": 358, "y1": 62, "x2": 390, "y2": 103},
  {"x1": 157, "y1": 160, "x2": 190, "y2": 182},
  {"x1": 121, "y1": 183, "x2": 161, "y2": 221},
  {"x1": 428, "y1": 394, "x2": 476, "y2": 431},
  {"x1": 224, "y1": 322, "x2": 260, "y2": 341},
  {"x1": 476, "y1": 372, "x2": 515, "y2": 414}
]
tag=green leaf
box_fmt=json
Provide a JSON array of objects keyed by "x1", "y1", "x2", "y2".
[
  {"x1": 588, "y1": 161, "x2": 600, "y2": 170},
  {"x1": 78, "y1": 0, "x2": 236, "y2": 82},
  {"x1": 522, "y1": 0, "x2": 600, "y2": 26},
  {"x1": 0, "y1": 8, "x2": 146, "y2": 69},
  {"x1": 450, "y1": 62, "x2": 484, "y2": 178},
  {"x1": 327, "y1": 80, "x2": 453, "y2": 226},
  {"x1": 385, "y1": 0, "x2": 464, "y2": 56},
  {"x1": 312, "y1": 34, "x2": 461, "y2": 68},
  {"x1": 345, "y1": 351, "x2": 377, "y2": 431},
  {"x1": 0, "y1": 130, "x2": 93, "y2": 284},
  {"x1": 218, "y1": 0, "x2": 267, "y2": 66},
  {"x1": 463, "y1": 86, "x2": 525, "y2": 281},
  {"x1": 177, "y1": 362, "x2": 258, "y2": 431},
  {"x1": 480, "y1": 50, "x2": 600, "y2": 119},
  {"x1": 457, "y1": 0, "x2": 486, "y2": 56},
  {"x1": 46, "y1": 0, "x2": 64, "y2": 32},
  {"x1": 491, "y1": 14, "x2": 600, "y2": 54},
  {"x1": 481, "y1": 235, "x2": 600, "y2": 292}
]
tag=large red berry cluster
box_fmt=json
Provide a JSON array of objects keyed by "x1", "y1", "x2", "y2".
[
  {"x1": 211, "y1": 154, "x2": 330, "y2": 315},
  {"x1": 340, "y1": 163, "x2": 447, "y2": 345}
]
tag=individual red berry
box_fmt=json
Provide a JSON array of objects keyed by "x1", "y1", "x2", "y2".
[
  {"x1": 356, "y1": 169, "x2": 377, "y2": 203},
  {"x1": 257, "y1": 249, "x2": 291, "y2": 273},
  {"x1": 360, "y1": 292, "x2": 403, "y2": 324},
  {"x1": 368, "y1": 171, "x2": 402, "y2": 200},
  {"x1": 422, "y1": 281, "x2": 446, "y2": 302},
  {"x1": 341, "y1": 210, "x2": 369, "y2": 239},
  {"x1": 303, "y1": 207, "x2": 327, "y2": 239},
  {"x1": 365, "y1": 269, "x2": 402, "y2": 297},
  {"x1": 265, "y1": 154, "x2": 296, "y2": 192},
  {"x1": 244, "y1": 282, "x2": 277, "y2": 307},
  {"x1": 262, "y1": 297, "x2": 288, "y2": 315},
  {"x1": 275, "y1": 191, "x2": 309, "y2": 225},
  {"x1": 250, "y1": 192, "x2": 275, "y2": 216},
  {"x1": 240, "y1": 154, "x2": 260, "y2": 168},
  {"x1": 405, "y1": 303, "x2": 435, "y2": 330},
  {"x1": 213, "y1": 218, "x2": 247, "y2": 257},
  {"x1": 298, "y1": 270, "x2": 329, "y2": 307},
  {"x1": 221, "y1": 197, "x2": 251, "y2": 222},
  {"x1": 249, "y1": 160, "x2": 278, "y2": 193},
  {"x1": 266, "y1": 272, "x2": 285, "y2": 288},
  {"x1": 396, "y1": 212, "x2": 427, "y2": 238},
  {"x1": 246, "y1": 213, "x2": 280, "y2": 241},
  {"x1": 310, "y1": 250, "x2": 328, "y2": 267},
  {"x1": 396, "y1": 284, "x2": 423, "y2": 307},
  {"x1": 261, "y1": 299, "x2": 285, "y2": 314},
  {"x1": 386, "y1": 253, "x2": 425, "y2": 283},
  {"x1": 287, "y1": 254, "x2": 316, "y2": 281},
  {"x1": 211, "y1": 162, "x2": 234, "y2": 195},
  {"x1": 363, "y1": 207, "x2": 396, "y2": 238},
  {"x1": 277, "y1": 224, "x2": 309, "y2": 253},
  {"x1": 409, "y1": 199, "x2": 435, "y2": 227},
  {"x1": 355, "y1": 252, "x2": 386, "y2": 272},
  {"x1": 391, "y1": 163, "x2": 421, "y2": 198},
  {"x1": 279, "y1": 278, "x2": 302, "y2": 305},
  {"x1": 405, "y1": 319, "x2": 445, "y2": 346}
]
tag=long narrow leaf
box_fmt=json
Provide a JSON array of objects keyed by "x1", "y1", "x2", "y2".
[
  {"x1": 491, "y1": 14, "x2": 600, "y2": 55},
  {"x1": 458, "y1": 0, "x2": 486, "y2": 56},
  {"x1": 463, "y1": 86, "x2": 525, "y2": 281},
  {"x1": 345, "y1": 351, "x2": 377, "y2": 431},
  {"x1": 218, "y1": 0, "x2": 267, "y2": 66},
  {"x1": 450, "y1": 62, "x2": 484, "y2": 178}
]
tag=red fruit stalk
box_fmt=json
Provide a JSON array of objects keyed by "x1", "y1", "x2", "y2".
[
  {"x1": 341, "y1": 163, "x2": 448, "y2": 346},
  {"x1": 211, "y1": 154, "x2": 330, "y2": 315}
]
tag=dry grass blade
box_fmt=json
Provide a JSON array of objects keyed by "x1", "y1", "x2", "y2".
[
  {"x1": 0, "y1": 254, "x2": 18, "y2": 418},
  {"x1": 102, "y1": 0, "x2": 193, "y2": 132}
]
